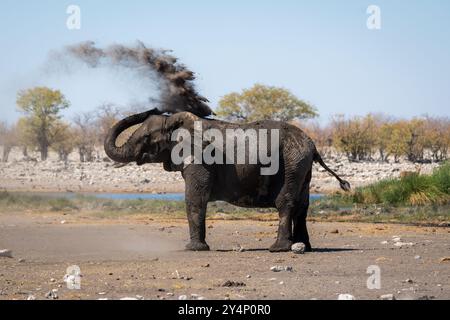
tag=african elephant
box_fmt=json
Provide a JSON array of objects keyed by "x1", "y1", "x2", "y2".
[{"x1": 104, "y1": 109, "x2": 350, "y2": 252}]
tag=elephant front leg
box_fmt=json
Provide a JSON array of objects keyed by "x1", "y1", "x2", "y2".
[
  {"x1": 185, "y1": 202, "x2": 210, "y2": 251},
  {"x1": 182, "y1": 165, "x2": 213, "y2": 251}
]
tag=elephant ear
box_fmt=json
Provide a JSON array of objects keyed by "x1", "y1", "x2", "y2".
[{"x1": 163, "y1": 112, "x2": 209, "y2": 165}]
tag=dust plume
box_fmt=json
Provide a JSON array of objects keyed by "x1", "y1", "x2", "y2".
[{"x1": 50, "y1": 41, "x2": 213, "y2": 118}]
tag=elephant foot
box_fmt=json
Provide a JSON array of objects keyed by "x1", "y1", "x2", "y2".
[
  {"x1": 293, "y1": 240, "x2": 313, "y2": 252},
  {"x1": 185, "y1": 241, "x2": 210, "y2": 251},
  {"x1": 269, "y1": 239, "x2": 293, "y2": 252},
  {"x1": 304, "y1": 242, "x2": 312, "y2": 252}
]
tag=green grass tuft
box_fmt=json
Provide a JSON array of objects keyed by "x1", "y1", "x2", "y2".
[{"x1": 330, "y1": 162, "x2": 450, "y2": 206}]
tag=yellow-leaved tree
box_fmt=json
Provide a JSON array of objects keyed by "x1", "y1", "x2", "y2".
[
  {"x1": 216, "y1": 84, "x2": 318, "y2": 122},
  {"x1": 16, "y1": 87, "x2": 70, "y2": 160}
]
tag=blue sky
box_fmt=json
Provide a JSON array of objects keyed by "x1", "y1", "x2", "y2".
[{"x1": 1, "y1": 0, "x2": 449, "y2": 123}]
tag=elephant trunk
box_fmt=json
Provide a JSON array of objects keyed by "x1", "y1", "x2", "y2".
[{"x1": 104, "y1": 110, "x2": 153, "y2": 163}]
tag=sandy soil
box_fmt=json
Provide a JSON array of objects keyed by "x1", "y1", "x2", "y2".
[{"x1": 0, "y1": 212, "x2": 448, "y2": 300}]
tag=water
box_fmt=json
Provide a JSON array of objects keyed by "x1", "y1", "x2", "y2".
[
  {"x1": 91, "y1": 192, "x2": 185, "y2": 201},
  {"x1": 310, "y1": 194, "x2": 324, "y2": 202},
  {"x1": 15, "y1": 192, "x2": 323, "y2": 202}
]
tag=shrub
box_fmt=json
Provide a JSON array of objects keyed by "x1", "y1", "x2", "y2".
[{"x1": 344, "y1": 162, "x2": 450, "y2": 206}]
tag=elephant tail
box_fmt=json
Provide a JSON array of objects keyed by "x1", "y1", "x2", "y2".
[{"x1": 313, "y1": 150, "x2": 351, "y2": 191}]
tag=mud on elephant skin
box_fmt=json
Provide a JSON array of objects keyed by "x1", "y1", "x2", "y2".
[{"x1": 104, "y1": 109, "x2": 350, "y2": 252}]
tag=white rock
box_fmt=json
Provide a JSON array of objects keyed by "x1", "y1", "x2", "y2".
[
  {"x1": 191, "y1": 294, "x2": 204, "y2": 300},
  {"x1": 27, "y1": 295, "x2": 36, "y2": 300},
  {"x1": 291, "y1": 242, "x2": 306, "y2": 254},
  {"x1": 394, "y1": 242, "x2": 415, "y2": 247},
  {"x1": 380, "y1": 294, "x2": 395, "y2": 300},
  {"x1": 178, "y1": 295, "x2": 188, "y2": 300},
  {"x1": 63, "y1": 273, "x2": 78, "y2": 287},
  {"x1": 338, "y1": 294, "x2": 355, "y2": 300},
  {"x1": 0, "y1": 249, "x2": 13, "y2": 258},
  {"x1": 120, "y1": 297, "x2": 138, "y2": 300},
  {"x1": 45, "y1": 289, "x2": 58, "y2": 300},
  {"x1": 270, "y1": 266, "x2": 293, "y2": 272}
]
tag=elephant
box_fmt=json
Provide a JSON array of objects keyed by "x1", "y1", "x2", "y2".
[{"x1": 104, "y1": 109, "x2": 350, "y2": 252}]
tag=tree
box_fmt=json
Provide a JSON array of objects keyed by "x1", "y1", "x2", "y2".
[
  {"x1": 331, "y1": 114, "x2": 378, "y2": 161},
  {"x1": 296, "y1": 120, "x2": 333, "y2": 156},
  {"x1": 377, "y1": 123, "x2": 392, "y2": 162},
  {"x1": 216, "y1": 84, "x2": 318, "y2": 122},
  {"x1": 384, "y1": 121, "x2": 409, "y2": 163},
  {"x1": 73, "y1": 112, "x2": 97, "y2": 162},
  {"x1": 423, "y1": 116, "x2": 450, "y2": 161},
  {"x1": 95, "y1": 103, "x2": 122, "y2": 147},
  {"x1": 16, "y1": 87, "x2": 70, "y2": 160},
  {"x1": 405, "y1": 118, "x2": 427, "y2": 162},
  {"x1": 16, "y1": 117, "x2": 37, "y2": 158},
  {"x1": 51, "y1": 121, "x2": 75, "y2": 162},
  {"x1": 370, "y1": 114, "x2": 392, "y2": 162},
  {"x1": 0, "y1": 121, "x2": 18, "y2": 162}
]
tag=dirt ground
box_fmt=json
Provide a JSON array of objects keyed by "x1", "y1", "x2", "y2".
[{"x1": 0, "y1": 212, "x2": 449, "y2": 300}]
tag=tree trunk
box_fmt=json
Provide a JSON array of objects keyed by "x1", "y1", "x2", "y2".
[
  {"x1": 2, "y1": 146, "x2": 11, "y2": 162},
  {"x1": 38, "y1": 132, "x2": 49, "y2": 161},
  {"x1": 79, "y1": 147, "x2": 85, "y2": 162},
  {"x1": 86, "y1": 149, "x2": 94, "y2": 162},
  {"x1": 40, "y1": 145, "x2": 48, "y2": 161}
]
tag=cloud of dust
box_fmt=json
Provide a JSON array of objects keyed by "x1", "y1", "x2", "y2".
[{"x1": 46, "y1": 41, "x2": 213, "y2": 118}]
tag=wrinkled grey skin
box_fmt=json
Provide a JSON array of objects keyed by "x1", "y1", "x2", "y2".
[{"x1": 104, "y1": 109, "x2": 350, "y2": 252}]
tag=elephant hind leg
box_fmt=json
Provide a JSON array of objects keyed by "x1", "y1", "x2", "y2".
[
  {"x1": 293, "y1": 169, "x2": 312, "y2": 252},
  {"x1": 269, "y1": 203, "x2": 294, "y2": 252},
  {"x1": 269, "y1": 167, "x2": 307, "y2": 252}
]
